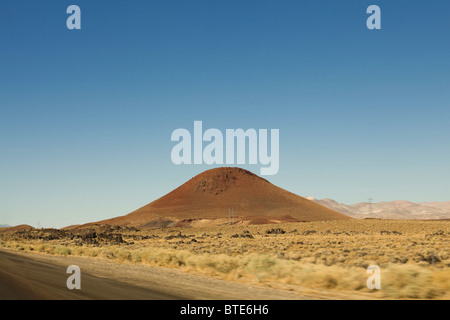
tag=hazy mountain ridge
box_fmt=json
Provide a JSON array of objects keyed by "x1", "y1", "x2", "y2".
[{"x1": 305, "y1": 197, "x2": 450, "y2": 220}]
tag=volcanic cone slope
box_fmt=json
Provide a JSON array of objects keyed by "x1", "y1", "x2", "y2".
[{"x1": 92, "y1": 167, "x2": 350, "y2": 227}]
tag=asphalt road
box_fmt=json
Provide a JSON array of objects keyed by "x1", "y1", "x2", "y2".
[{"x1": 0, "y1": 250, "x2": 182, "y2": 300}]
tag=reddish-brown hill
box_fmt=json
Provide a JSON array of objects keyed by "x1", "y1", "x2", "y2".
[
  {"x1": 84, "y1": 167, "x2": 350, "y2": 228},
  {"x1": 0, "y1": 224, "x2": 34, "y2": 233}
]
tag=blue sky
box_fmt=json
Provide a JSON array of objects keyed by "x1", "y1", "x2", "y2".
[{"x1": 1, "y1": 1, "x2": 449, "y2": 228}]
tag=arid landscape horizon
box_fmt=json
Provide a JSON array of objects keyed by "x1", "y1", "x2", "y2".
[{"x1": 1, "y1": 167, "x2": 449, "y2": 300}]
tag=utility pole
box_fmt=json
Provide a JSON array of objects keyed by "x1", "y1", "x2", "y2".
[
  {"x1": 228, "y1": 207, "x2": 235, "y2": 225},
  {"x1": 368, "y1": 197, "x2": 373, "y2": 215}
]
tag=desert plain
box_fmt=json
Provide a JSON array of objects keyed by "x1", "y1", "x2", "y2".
[{"x1": 1, "y1": 218, "x2": 449, "y2": 299}]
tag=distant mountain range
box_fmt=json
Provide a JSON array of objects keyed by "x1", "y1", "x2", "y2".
[
  {"x1": 0, "y1": 224, "x2": 11, "y2": 228},
  {"x1": 305, "y1": 197, "x2": 450, "y2": 220}
]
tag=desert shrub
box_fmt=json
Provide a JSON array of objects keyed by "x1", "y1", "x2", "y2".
[
  {"x1": 381, "y1": 264, "x2": 435, "y2": 299},
  {"x1": 266, "y1": 228, "x2": 286, "y2": 235},
  {"x1": 53, "y1": 246, "x2": 71, "y2": 256},
  {"x1": 99, "y1": 250, "x2": 115, "y2": 259},
  {"x1": 244, "y1": 255, "x2": 277, "y2": 273},
  {"x1": 115, "y1": 250, "x2": 132, "y2": 262}
]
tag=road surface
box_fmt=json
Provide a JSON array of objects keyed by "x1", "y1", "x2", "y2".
[{"x1": 0, "y1": 250, "x2": 183, "y2": 299}]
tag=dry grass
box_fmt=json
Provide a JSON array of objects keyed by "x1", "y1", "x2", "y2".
[{"x1": 1, "y1": 219, "x2": 449, "y2": 299}]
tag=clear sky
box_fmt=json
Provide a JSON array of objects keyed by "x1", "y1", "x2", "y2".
[{"x1": 1, "y1": 1, "x2": 449, "y2": 228}]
